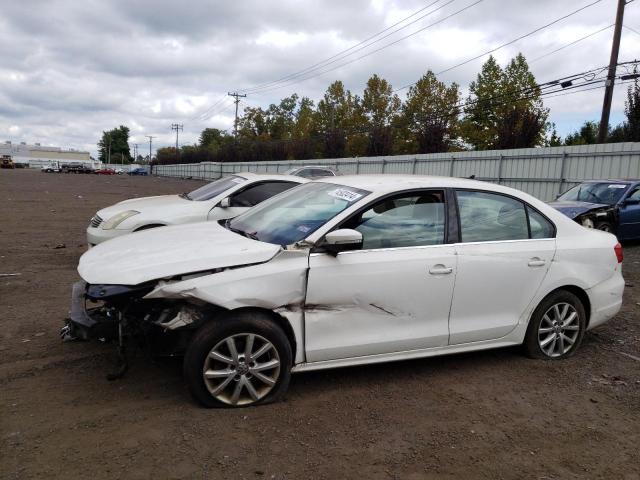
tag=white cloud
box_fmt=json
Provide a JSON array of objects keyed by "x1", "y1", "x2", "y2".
[{"x1": 0, "y1": 0, "x2": 638, "y2": 156}]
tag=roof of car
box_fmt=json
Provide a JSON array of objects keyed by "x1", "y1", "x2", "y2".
[
  {"x1": 314, "y1": 174, "x2": 510, "y2": 194},
  {"x1": 234, "y1": 172, "x2": 310, "y2": 183},
  {"x1": 581, "y1": 179, "x2": 640, "y2": 184}
]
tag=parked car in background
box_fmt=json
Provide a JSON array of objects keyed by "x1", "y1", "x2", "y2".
[
  {"x1": 41, "y1": 163, "x2": 61, "y2": 173},
  {"x1": 86, "y1": 172, "x2": 308, "y2": 246},
  {"x1": 67, "y1": 175, "x2": 623, "y2": 408},
  {"x1": 548, "y1": 180, "x2": 640, "y2": 240},
  {"x1": 284, "y1": 166, "x2": 338, "y2": 178},
  {"x1": 61, "y1": 162, "x2": 93, "y2": 174},
  {"x1": 115, "y1": 168, "x2": 125, "y2": 175},
  {"x1": 128, "y1": 167, "x2": 148, "y2": 176},
  {"x1": 94, "y1": 168, "x2": 117, "y2": 175}
]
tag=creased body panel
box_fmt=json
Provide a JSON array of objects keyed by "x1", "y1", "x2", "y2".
[
  {"x1": 146, "y1": 250, "x2": 309, "y2": 363},
  {"x1": 305, "y1": 246, "x2": 456, "y2": 362}
]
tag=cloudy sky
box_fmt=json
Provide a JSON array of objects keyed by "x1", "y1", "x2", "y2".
[{"x1": 1, "y1": 0, "x2": 639, "y2": 157}]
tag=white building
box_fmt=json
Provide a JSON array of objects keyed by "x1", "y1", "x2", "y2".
[{"x1": 0, "y1": 141, "x2": 96, "y2": 169}]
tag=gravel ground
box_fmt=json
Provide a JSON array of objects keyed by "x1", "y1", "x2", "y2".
[{"x1": 1, "y1": 169, "x2": 639, "y2": 480}]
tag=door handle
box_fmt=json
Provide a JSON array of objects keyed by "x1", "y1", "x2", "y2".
[
  {"x1": 528, "y1": 257, "x2": 546, "y2": 267},
  {"x1": 429, "y1": 265, "x2": 453, "y2": 275}
]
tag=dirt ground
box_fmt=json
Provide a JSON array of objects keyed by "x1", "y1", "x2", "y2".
[{"x1": 1, "y1": 169, "x2": 639, "y2": 480}]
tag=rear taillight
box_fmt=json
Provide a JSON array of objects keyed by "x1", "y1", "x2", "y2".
[{"x1": 614, "y1": 243, "x2": 623, "y2": 263}]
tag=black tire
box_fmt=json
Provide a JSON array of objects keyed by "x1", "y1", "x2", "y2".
[
  {"x1": 184, "y1": 310, "x2": 292, "y2": 408},
  {"x1": 595, "y1": 221, "x2": 614, "y2": 233},
  {"x1": 523, "y1": 290, "x2": 586, "y2": 360}
]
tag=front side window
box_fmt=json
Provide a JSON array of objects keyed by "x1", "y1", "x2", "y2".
[
  {"x1": 228, "y1": 183, "x2": 370, "y2": 246},
  {"x1": 186, "y1": 175, "x2": 246, "y2": 201},
  {"x1": 342, "y1": 191, "x2": 445, "y2": 249},
  {"x1": 229, "y1": 181, "x2": 298, "y2": 207},
  {"x1": 457, "y1": 191, "x2": 528, "y2": 242},
  {"x1": 557, "y1": 182, "x2": 629, "y2": 205}
]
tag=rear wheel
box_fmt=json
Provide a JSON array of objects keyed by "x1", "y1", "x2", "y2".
[
  {"x1": 524, "y1": 290, "x2": 586, "y2": 359},
  {"x1": 184, "y1": 311, "x2": 292, "y2": 407}
]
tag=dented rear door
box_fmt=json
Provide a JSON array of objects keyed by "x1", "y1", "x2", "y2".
[{"x1": 304, "y1": 245, "x2": 456, "y2": 362}]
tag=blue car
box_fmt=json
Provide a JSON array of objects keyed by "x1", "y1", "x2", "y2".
[
  {"x1": 127, "y1": 168, "x2": 148, "y2": 176},
  {"x1": 548, "y1": 179, "x2": 640, "y2": 240}
]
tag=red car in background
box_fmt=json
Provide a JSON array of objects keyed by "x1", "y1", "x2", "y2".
[{"x1": 94, "y1": 168, "x2": 116, "y2": 175}]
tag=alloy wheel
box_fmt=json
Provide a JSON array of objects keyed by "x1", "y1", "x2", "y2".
[
  {"x1": 537, "y1": 302, "x2": 581, "y2": 358},
  {"x1": 203, "y1": 333, "x2": 281, "y2": 406}
]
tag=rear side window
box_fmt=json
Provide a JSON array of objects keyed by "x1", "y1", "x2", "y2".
[
  {"x1": 230, "y1": 181, "x2": 298, "y2": 207},
  {"x1": 456, "y1": 191, "x2": 528, "y2": 242},
  {"x1": 528, "y1": 206, "x2": 554, "y2": 239}
]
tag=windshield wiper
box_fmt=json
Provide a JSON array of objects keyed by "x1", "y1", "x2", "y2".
[
  {"x1": 224, "y1": 219, "x2": 259, "y2": 240},
  {"x1": 179, "y1": 192, "x2": 192, "y2": 200}
]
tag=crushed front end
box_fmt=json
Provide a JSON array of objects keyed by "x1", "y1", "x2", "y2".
[{"x1": 62, "y1": 280, "x2": 216, "y2": 379}]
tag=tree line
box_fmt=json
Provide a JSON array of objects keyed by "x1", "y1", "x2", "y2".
[{"x1": 100, "y1": 54, "x2": 640, "y2": 165}]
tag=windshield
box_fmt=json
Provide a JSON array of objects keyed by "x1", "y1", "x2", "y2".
[
  {"x1": 227, "y1": 182, "x2": 370, "y2": 246},
  {"x1": 557, "y1": 182, "x2": 629, "y2": 205},
  {"x1": 185, "y1": 175, "x2": 246, "y2": 201}
]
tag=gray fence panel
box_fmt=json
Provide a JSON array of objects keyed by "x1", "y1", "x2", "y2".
[{"x1": 153, "y1": 143, "x2": 640, "y2": 201}]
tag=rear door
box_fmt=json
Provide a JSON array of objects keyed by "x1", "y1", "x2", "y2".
[{"x1": 448, "y1": 190, "x2": 556, "y2": 344}]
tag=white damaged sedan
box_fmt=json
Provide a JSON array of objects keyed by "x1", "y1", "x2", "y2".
[
  {"x1": 65, "y1": 175, "x2": 624, "y2": 407},
  {"x1": 86, "y1": 172, "x2": 306, "y2": 246}
]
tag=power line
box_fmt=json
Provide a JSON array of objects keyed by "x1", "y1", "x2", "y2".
[
  {"x1": 243, "y1": 0, "x2": 484, "y2": 96},
  {"x1": 623, "y1": 24, "x2": 640, "y2": 35},
  {"x1": 192, "y1": 94, "x2": 229, "y2": 120},
  {"x1": 530, "y1": 24, "x2": 614, "y2": 63},
  {"x1": 238, "y1": 0, "x2": 454, "y2": 95},
  {"x1": 396, "y1": 0, "x2": 604, "y2": 91}
]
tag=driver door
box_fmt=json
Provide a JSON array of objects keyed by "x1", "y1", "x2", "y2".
[{"x1": 304, "y1": 190, "x2": 456, "y2": 362}]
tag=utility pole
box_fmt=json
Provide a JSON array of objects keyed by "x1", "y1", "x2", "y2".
[
  {"x1": 145, "y1": 135, "x2": 156, "y2": 174},
  {"x1": 597, "y1": 0, "x2": 626, "y2": 143},
  {"x1": 107, "y1": 135, "x2": 112, "y2": 165},
  {"x1": 228, "y1": 92, "x2": 247, "y2": 137},
  {"x1": 171, "y1": 123, "x2": 183, "y2": 162}
]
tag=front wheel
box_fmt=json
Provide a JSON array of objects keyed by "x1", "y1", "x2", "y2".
[
  {"x1": 595, "y1": 221, "x2": 614, "y2": 233},
  {"x1": 523, "y1": 290, "x2": 586, "y2": 360},
  {"x1": 184, "y1": 311, "x2": 292, "y2": 407}
]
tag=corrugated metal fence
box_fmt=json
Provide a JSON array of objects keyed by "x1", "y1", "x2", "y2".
[{"x1": 154, "y1": 142, "x2": 640, "y2": 201}]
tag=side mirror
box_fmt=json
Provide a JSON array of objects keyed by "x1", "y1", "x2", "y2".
[
  {"x1": 219, "y1": 197, "x2": 231, "y2": 208},
  {"x1": 322, "y1": 229, "x2": 363, "y2": 255}
]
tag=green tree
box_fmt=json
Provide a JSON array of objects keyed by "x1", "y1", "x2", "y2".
[
  {"x1": 564, "y1": 121, "x2": 599, "y2": 145},
  {"x1": 360, "y1": 74, "x2": 401, "y2": 156},
  {"x1": 98, "y1": 125, "x2": 131, "y2": 163},
  {"x1": 401, "y1": 71, "x2": 460, "y2": 153},
  {"x1": 623, "y1": 75, "x2": 640, "y2": 141},
  {"x1": 461, "y1": 56, "x2": 503, "y2": 150},
  {"x1": 315, "y1": 81, "x2": 360, "y2": 158},
  {"x1": 199, "y1": 128, "x2": 229, "y2": 150},
  {"x1": 461, "y1": 54, "x2": 548, "y2": 150}
]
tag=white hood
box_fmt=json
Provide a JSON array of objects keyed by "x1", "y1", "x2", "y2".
[
  {"x1": 78, "y1": 221, "x2": 281, "y2": 285},
  {"x1": 97, "y1": 194, "x2": 193, "y2": 219}
]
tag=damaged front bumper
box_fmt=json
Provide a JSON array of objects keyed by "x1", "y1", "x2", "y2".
[{"x1": 61, "y1": 281, "x2": 119, "y2": 341}]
